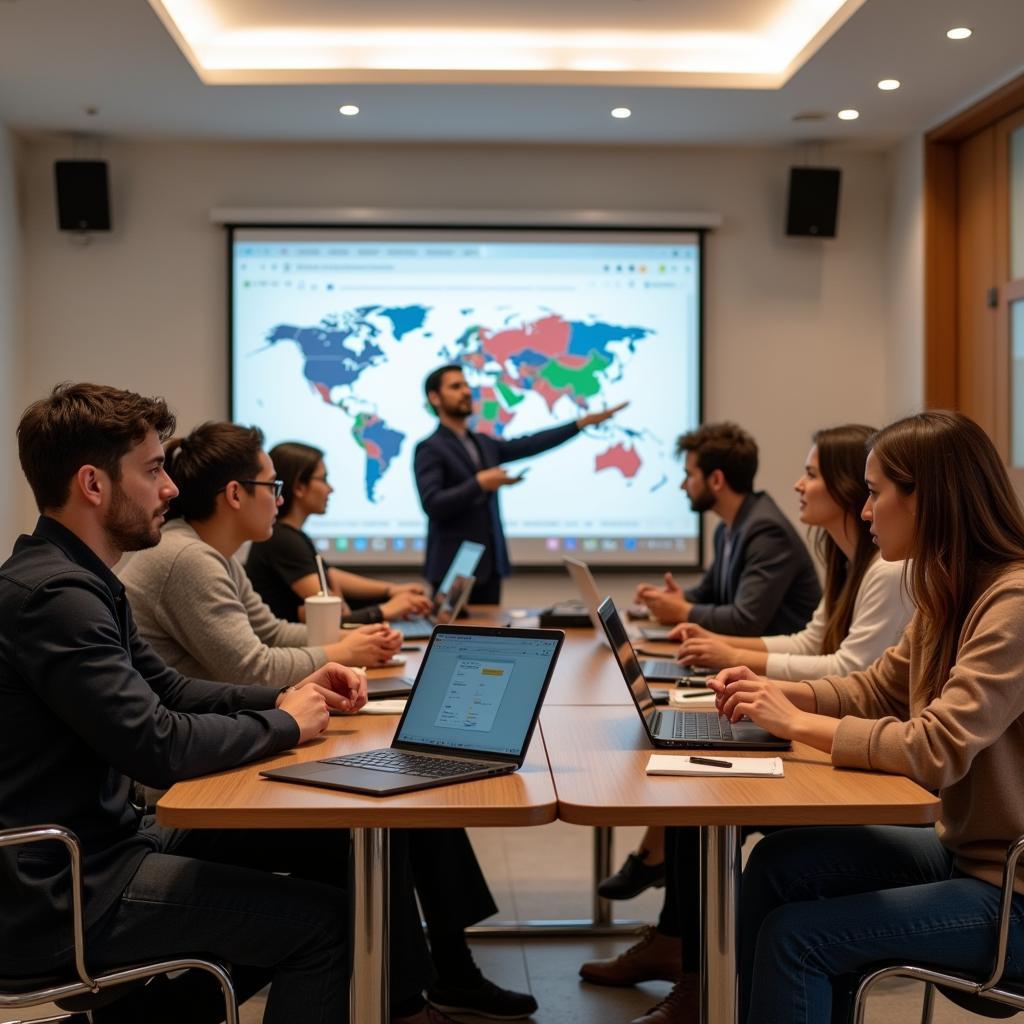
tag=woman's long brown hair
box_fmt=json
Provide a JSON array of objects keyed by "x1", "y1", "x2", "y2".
[
  {"x1": 870, "y1": 411, "x2": 1024, "y2": 699},
  {"x1": 813, "y1": 425, "x2": 878, "y2": 654}
]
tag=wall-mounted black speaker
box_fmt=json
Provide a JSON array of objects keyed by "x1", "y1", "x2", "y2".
[
  {"x1": 54, "y1": 160, "x2": 111, "y2": 232},
  {"x1": 786, "y1": 167, "x2": 840, "y2": 238}
]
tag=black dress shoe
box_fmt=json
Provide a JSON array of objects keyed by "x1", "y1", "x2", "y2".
[
  {"x1": 597, "y1": 852, "x2": 666, "y2": 900},
  {"x1": 427, "y1": 976, "x2": 538, "y2": 1020}
]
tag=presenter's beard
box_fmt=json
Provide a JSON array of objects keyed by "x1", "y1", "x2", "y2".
[{"x1": 104, "y1": 484, "x2": 164, "y2": 552}]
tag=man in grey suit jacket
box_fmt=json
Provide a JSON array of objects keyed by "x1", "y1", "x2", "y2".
[{"x1": 636, "y1": 421, "x2": 821, "y2": 635}]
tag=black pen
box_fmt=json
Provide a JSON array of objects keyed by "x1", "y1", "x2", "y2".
[
  {"x1": 400, "y1": 645, "x2": 422, "y2": 652},
  {"x1": 688, "y1": 756, "x2": 733, "y2": 768}
]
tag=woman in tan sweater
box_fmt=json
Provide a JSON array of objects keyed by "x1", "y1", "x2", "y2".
[{"x1": 709, "y1": 411, "x2": 1024, "y2": 1024}]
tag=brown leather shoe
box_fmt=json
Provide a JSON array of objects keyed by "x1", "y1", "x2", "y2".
[
  {"x1": 579, "y1": 925, "x2": 683, "y2": 987},
  {"x1": 630, "y1": 973, "x2": 699, "y2": 1024}
]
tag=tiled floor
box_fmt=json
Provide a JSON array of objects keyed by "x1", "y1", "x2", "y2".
[{"x1": 18, "y1": 823, "x2": 992, "y2": 1022}]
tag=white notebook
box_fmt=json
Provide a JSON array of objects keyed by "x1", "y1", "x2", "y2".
[
  {"x1": 668, "y1": 688, "x2": 716, "y2": 707},
  {"x1": 646, "y1": 754, "x2": 785, "y2": 778}
]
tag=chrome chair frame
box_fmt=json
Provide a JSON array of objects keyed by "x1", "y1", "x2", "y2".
[
  {"x1": 1, "y1": 825, "x2": 238, "y2": 1024},
  {"x1": 852, "y1": 833, "x2": 1024, "y2": 1023}
]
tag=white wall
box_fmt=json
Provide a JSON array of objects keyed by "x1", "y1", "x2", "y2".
[
  {"x1": 884, "y1": 133, "x2": 925, "y2": 419},
  {"x1": 0, "y1": 127, "x2": 27, "y2": 547},
  {"x1": 18, "y1": 138, "x2": 896, "y2": 559}
]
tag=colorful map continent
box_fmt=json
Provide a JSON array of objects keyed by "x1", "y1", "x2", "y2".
[
  {"x1": 458, "y1": 313, "x2": 651, "y2": 435},
  {"x1": 595, "y1": 443, "x2": 642, "y2": 480},
  {"x1": 351, "y1": 413, "x2": 405, "y2": 503}
]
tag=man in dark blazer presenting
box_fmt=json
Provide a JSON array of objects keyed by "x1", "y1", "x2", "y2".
[{"x1": 414, "y1": 364, "x2": 625, "y2": 603}]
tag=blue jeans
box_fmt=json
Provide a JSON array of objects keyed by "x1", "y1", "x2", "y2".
[{"x1": 739, "y1": 825, "x2": 1024, "y2": 1024}]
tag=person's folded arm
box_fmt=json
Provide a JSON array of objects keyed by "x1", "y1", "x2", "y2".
[
  {"x1": 15, "y1": 576, "x2": 299, "y2": 790},
  {"x1": 822, "y1": 592, "x2": 1024, "y2": 788},
  {"x1": 414, "y1": 444, "x2": 486, "y2": 521}
]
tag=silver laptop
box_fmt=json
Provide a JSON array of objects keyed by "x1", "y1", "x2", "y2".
[
  {"x1": 262, "y1": 624, "x2": 564, "y2": 796},
  {"x1": 597, "y1": 597, "x2": 790, "y2": 751},
  {"x1": 395, "y1": 541, "x2": 485, "y2": 638},
  {"x1": 563, "y1": 556, "x2": 693, "y2": 682}
]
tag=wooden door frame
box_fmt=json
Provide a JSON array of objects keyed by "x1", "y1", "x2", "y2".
[{"x1": 925, "y1": 71, "x2": 1024, "y2": 409}]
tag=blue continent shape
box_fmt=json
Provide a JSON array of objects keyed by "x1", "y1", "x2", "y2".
[
  {"x1": 377, "y1": 305, "x2": 429, "y2": 340},
  {"x1": 360, "y1": 419, "x2": 405, "y2": 502},
  {"x1": 266, "y1": 320, "x2": 387, "y2": 389},
  {"x1": 565, "y1": 321, "x2": 652, "y2": 360}
]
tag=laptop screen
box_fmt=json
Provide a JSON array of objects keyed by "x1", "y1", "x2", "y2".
[
  {"x1": 597, "y1": 597, "x2": 658, "y2": 729},
  {"x1": 437, "y1": 541, "x2": 485, "y2": 597},
  {"x1": 563, "y1": 556, "x2": 602, "y2": 629},
  {"x1": 395, "y1": 628, "x2": 561, "y2": 759},
  {"x1": 435, "y1": 574, "x2": 474, "y2": 625}
]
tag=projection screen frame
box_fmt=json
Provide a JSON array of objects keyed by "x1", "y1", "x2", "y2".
[{"x1": 226, "y1": 213, "x2": 708, "y2": 572}]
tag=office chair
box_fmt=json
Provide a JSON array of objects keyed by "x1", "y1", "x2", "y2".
[
  {"x1": 1, "y1": 824, "x2": 239, "y2": 1024},
  {"x1": 852, "y1": 833, "x2": 1024, "y2": 1023}
]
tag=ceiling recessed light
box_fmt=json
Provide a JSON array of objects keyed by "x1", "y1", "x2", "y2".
[
  {"x1": 837, "y1": 108, "x2": 859, "y2": 121},
  {"x1": 877, "y1": 79, "x2": 900, "y2": 91},
  {"x1": 611, "y1": 107, "x2": 632, "y2": 119},
  {"x1": 338, "y1": 104, "x2": 360, "y2": 116},
  {"x1": 946, "y1": 27, "x2": 972, "y2": 40}
]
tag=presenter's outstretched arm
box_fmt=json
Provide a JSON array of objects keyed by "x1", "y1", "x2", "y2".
[{"x1": 576, "y1": 401, "x2": 629, "y2": 430}]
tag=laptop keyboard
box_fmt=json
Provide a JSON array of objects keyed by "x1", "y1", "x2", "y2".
[
  {"x1": 642, "y1": 659, "x2": 687, "y2": 677},
  {"x1": 396, "y1": 618, "x2": 432, "y2": 634},
  {"x1": 322, "y1": 750, "x2": 496, "y2": 778},
  {"x1": 658, "y1": 711, "x2": 735, "y2": 741}
]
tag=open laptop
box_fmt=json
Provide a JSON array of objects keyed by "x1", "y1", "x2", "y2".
[
  {"x1": 262, "y1": 624, "x2": 564, "y2": 796},
  {"x1": 563, "y1": 557, "x2": 693, "y2": 682},
  {"x1": 597, "y1": 597, "x2": 789, "y2": 751},
  {"x1": 395, "y1": 541, "x2": 485, "y2": 638}
]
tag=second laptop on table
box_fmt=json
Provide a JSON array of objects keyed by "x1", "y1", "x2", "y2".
[{"x1": 597, "y1": 596, "x2": 790, "y2": 751}]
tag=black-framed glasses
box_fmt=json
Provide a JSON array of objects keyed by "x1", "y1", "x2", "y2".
[{"x1": 236, "y1": 479, "x2": 284, "y2": 499}]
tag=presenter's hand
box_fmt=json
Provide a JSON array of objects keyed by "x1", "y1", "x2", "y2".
[
  {"x1": 381, "y1": 589, "x2": 433, "y2": 620},
  {"x1": 476, "y1": 467, "x2": 523, "y2": 492},
  {"x1": 577, "y1": 401, "x2": 629, "y2": 429}
]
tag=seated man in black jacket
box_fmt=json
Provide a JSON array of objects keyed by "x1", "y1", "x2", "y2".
[{"x1": 0, "y1": 383, "x2": 442, "y2": 1024}]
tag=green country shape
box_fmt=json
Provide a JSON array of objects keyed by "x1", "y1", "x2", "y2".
[{"x1": 539, "y1": 351, "x2": 612, "y2": 399}]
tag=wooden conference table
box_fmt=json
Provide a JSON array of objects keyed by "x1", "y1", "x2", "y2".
[{"x1": 157, "y1": 613, "x2": 940, "y2": 1024}]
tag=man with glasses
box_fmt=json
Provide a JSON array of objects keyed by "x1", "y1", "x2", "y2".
[{"x1": 119, "y1": 420, "x2": 403, "y2": 682}]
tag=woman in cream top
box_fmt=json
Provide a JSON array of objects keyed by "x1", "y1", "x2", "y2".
[{"x1": 672, "y1": 424, "x2": 914, "y2": 679}]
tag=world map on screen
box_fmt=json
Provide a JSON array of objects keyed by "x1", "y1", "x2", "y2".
[{"x1": 263, "y1": 304, "x2": 658, "y2": 503}]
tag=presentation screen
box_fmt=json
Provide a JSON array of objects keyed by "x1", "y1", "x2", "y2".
[{"x1": 230, "y1": 226, "x2": 702, "y2": 568}]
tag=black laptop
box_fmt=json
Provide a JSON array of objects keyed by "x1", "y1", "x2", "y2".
[
  {"x1": 262, "y1": 624, "x2": 564, "y2": 796},
  {"x1": 394, "y1": 542, "x2": 484, "y2": 638},
  {"x1": 597, "y1": 597, "x2": 790, "y2": 751}
]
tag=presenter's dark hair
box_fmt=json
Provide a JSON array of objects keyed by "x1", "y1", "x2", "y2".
[
  {"x1": 675, "y1": 422, "x2": 758, "y2": 494},
  {"x1": 270, "y1": 441, "x2": 324, "y2": 517},
  {"x1": 17, "y1": 382, "x2": 176, "y2": 512},
  {"x1": 869, "y1": 410, "x2": 1024, "y2": 700},
  {"x1": 164, "y1": 421, "x2": 264, "y2": 522},
  {"x1": 812, "y1": 424, "x2": 877, "y2": 655},
  {"x1": 424, "y1": 364, "x2": 464, "y2": 401}
]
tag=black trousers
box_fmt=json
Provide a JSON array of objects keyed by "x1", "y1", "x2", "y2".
[{"x1": 84, "y1": 823, "x2": 495, "y2": 1023}]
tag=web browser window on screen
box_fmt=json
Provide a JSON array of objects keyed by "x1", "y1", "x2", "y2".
[
  {"x1": 396, "y1": 633, "x2": 560, "y2": 756},
  {"x1": 231, "y1": 227, "x2": 702, "y2": 568}
]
